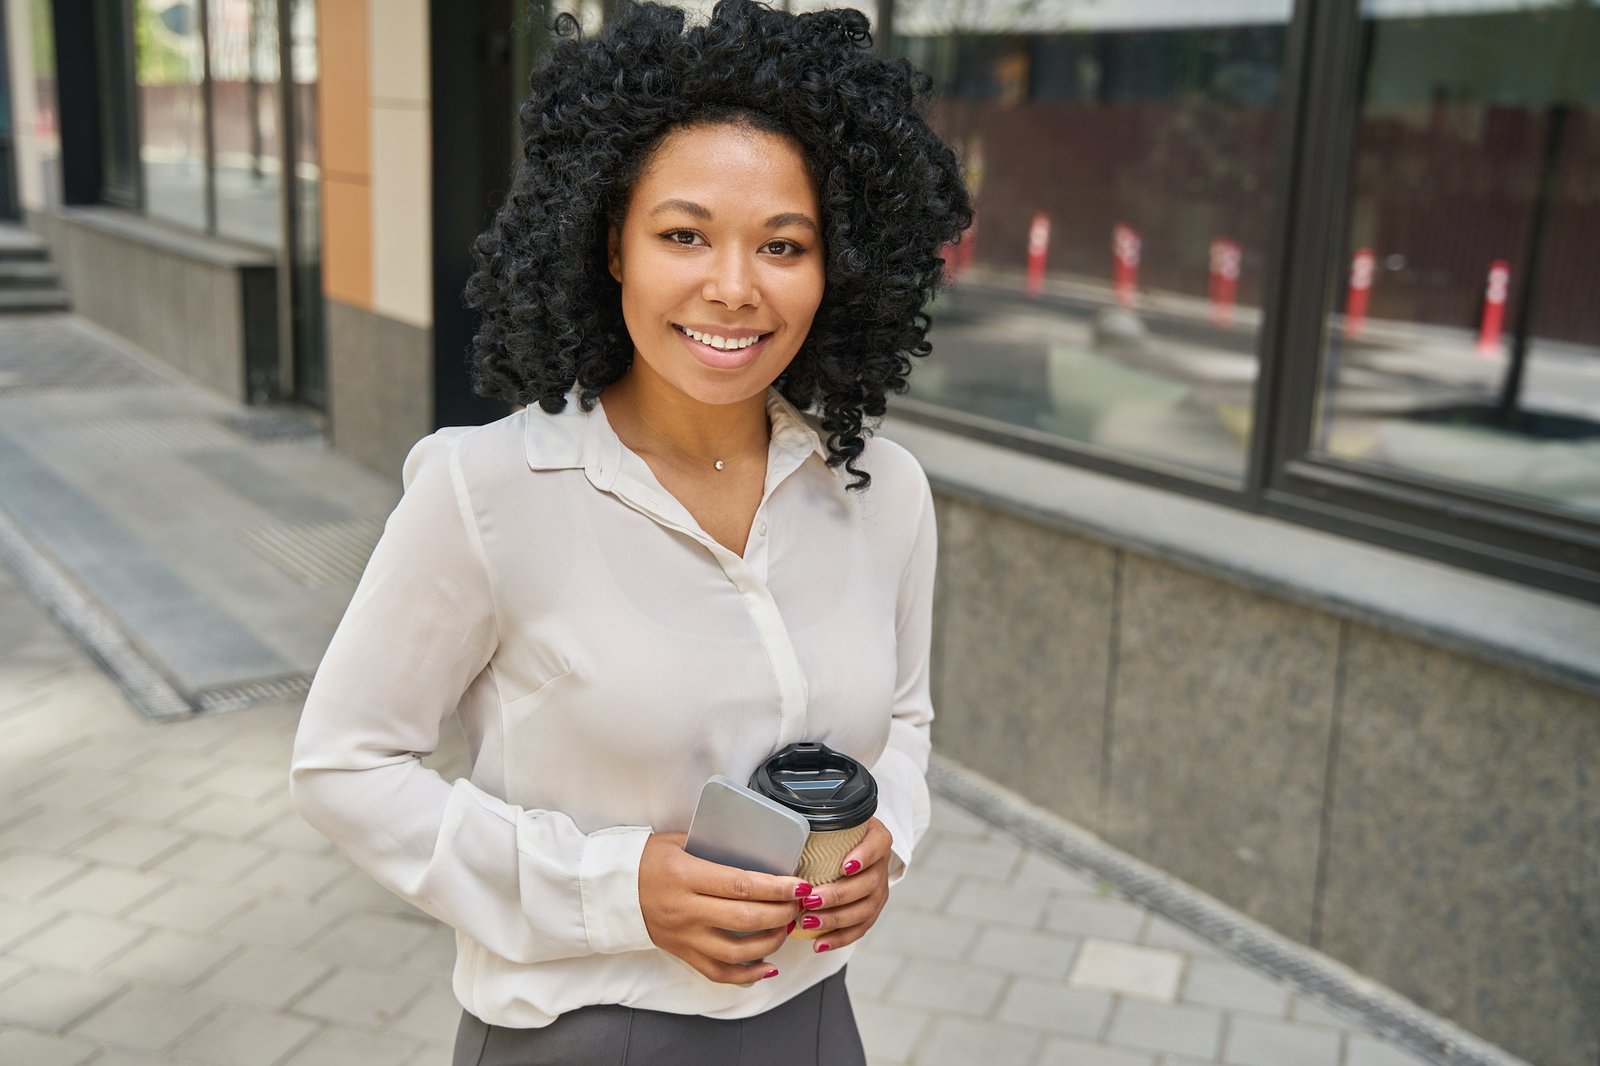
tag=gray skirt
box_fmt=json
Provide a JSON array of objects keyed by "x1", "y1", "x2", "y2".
[{"x1": 451, "y1": 969, "x2": 866, "y2": 1066}]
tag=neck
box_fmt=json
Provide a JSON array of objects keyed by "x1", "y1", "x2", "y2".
[{"x1": 603, "y1": 367, "x2": 771, "y2": 462}]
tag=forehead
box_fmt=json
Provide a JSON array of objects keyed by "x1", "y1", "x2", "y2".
[{"x1": 630, "y1": 122, "x2": 819, "y2": 216}]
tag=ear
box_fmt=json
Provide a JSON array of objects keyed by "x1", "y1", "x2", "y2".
[{"x1": 606, "y1": 221, "x2": 622, "y2": 283}]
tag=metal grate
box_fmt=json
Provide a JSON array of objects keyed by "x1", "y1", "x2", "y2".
[
  {"x1": 217, "y1": 411, "x2": 324, "y2": 444},
  {"x1": 238, "y1": 517, "x2": 384, "y2": 589},
  {"x1": 194, "y1": 674, "x2": 313, "y2": 715}
]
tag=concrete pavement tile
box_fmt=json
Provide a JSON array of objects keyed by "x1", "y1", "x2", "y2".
[
  {"x1": 887, "y1": 958, "x2": 1006, "y2": 1017},
  {"x1": 72, "y1": 984, "x2": 222, "y2": 1051},
  {"x1": 994, "y1": 977, "x2": 1114, "y2": 1037},
  {"x1": 1223, "y1": 1014, "x2": 1340, "y2": 1066},
  {"x1": 101, "y1": 929, "x2": 241, "y2": 987},
  {"x1": 79, "y1": 1049, "x2": 187, "y2": 1066},
  {"x1": 46, "y1": 866, "x2": 171, "y2": 917},
  {"x1": 928, "y1": 797, "x2": 994, "y2": 839},
  {"x1": 388, "y1": 980, "x2": 462, "y2": 1043},
  {"x1": 248, "y1": 813, "x2": 337, "y2": 855},
  {"x1": 0, "y1": 966, "x2": 125, "y2": 1030},
  {"x1": 844, "y1": 947, "x2": 904, "y2": 1000},
  {"x1": 866, "y1": 908, "x2": 980, "y2": 961},
  {"x1": 279, "y1": 1022, "x2": 426, "y2": 1066},
  {"x1": 93, "y1": 780, "x2": 207, "y2": 825},
  {"x1": 302, "y1": 911, "x2": 434, "y2": 969},
  {"x1": 0, "y1": 808, "x2": 109, "y2": 852},
  {"x1": 967, "y1": 926, "x2": 1079, "y2": 980},
  {"x1": 25, "y1": 770, "x2": 137, "y2": 813},
  {"x1": 390, "y1": 922, "x2": 456, "y2": 979},
  {"x1": 171, "y1": 1003, "x2": 319, "y2": 1066},
  {"x1": 192, "y1": 764, "x2": 285, "y2": 804},
  {"x1": 1068, "y1": 939, "x2": 1184, "y2": 1002},
  {"x1": 71, "y1": 822, "x2": 188, "y2": 869},
  {"x1": 129, "y1": 880, "x2": 255, "y2": 934},
  {"x1": 0, "y1": 956, "x2": 27, "y2": 989},
  {"x1": 1346, "y1": 1034, "x2": 1439, "y2": 1066},
  {"x1": 402, "y1": 1043, "x2": 457, "y2": 1066},
  {"x1": 942, "y1": 879, "x2": 1049, "y2": 928},
  {"x1": 1044, "y1": 897, "x2": 1147, "y2": 941},
  {"x1": 1180, "y1": 958, "x2": 1290, "y2": 1018},
  {"x1": 1140, "y1": 920, "x2": 1227, "y2": 959},
  {"x1": 889, "y1": 869, "x2": 958, "y2": 912},
  {"x1": 234, "y1": 851, "x2": 348, "y2": 897},
  {"x1": 213, "y1": 898, "x2": 338, "y2": 951},
  {"x1": 152, "y1": 838, "x2": 274, "y2": 884},
  {"x1": 174, "y1": 796, "x2": 282, "y2": 840},
  {"x1": 1104, "y1": 999, "x2": 1224, "y2": 1059},
  {"x1": 11, "y1": 913, "x2": 149, "y2": 971},
  {"x1": 0, "y1": 895, "x2": 62, "y2": 947},
  {"x1": 0, "y1": 849, "x2": 89, "y2": 899},
  {"x1": 195, "y1": 946, "x2": 336, "y2": 1009},
  {"x1": 853, "y1": 1000, "x2": 934, "y2": 1063},
  {"x1": 916, "y1": 836, "x2": 1024, "y2": 879},
  {"x1": 1012, "y1": 851, "x2": 1103, "y2": 894},
  {"x1": 311, "y1": 871, "x2": 418, "y2": 917},
  {"x1": 121, "y1": 753, "x2": 217, "y2": 787},
  {"x1": 910, "y1": 1016, "x2": 1041, "y2": 1066},
  {"x1": 1036, "y1": 1037, "x2": 1157, "y2": 1066},
  {"x1": 43, "y1": 738, "x2": 154, "y2": 774},
  {"x1": 0, "y1": 1026, "x2": 99, "y2": 1065},
  {"x1": 288, "y1": 965, "x2": 429, "y2": 1027},
  {"x1": 1289, "y1": 994, "x2": 1358, "y2": 1029}
]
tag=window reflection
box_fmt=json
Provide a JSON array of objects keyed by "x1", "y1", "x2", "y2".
[
  {"x1": 137, "y1": 0, "x2": 207, "y2": 230},
  {"x1": 1316, "y1": 1, "x2": 1600, "y2": 518},
  {"x1": 210, "y1": 0, "x2": 281, "y2": 247},
  {"x1": 899, "y1": 4, "x2": 1291, "y2": 482}
]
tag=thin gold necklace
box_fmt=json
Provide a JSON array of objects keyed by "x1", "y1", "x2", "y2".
[{"x1": 632, "y1": 403, "x2": 731, "y2": 471}]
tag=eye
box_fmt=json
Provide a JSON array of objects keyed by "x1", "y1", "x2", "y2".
[
  {"x1": 660, "y1": 229, "x2": 705, "y2": 246},
  {"x1": 763, "y1": 239, "x2": 805, "y2": 257}
]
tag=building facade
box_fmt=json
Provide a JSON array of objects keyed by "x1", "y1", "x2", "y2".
[{"x1": 4, "y1": 1, "x2": 1597, "y2": 1063}]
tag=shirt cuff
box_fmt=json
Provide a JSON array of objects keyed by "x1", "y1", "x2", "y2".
[
  {"x1": 871, "y1": 753, "x2": 930, "y2": 887},
  {"x1": 579, "y1": 826, "x2": 655, "y2": 955}
]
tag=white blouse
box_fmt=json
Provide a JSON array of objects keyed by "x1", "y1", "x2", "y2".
[{"x1": 289, "y1": 387, "x2": 936, "y2": 1028}]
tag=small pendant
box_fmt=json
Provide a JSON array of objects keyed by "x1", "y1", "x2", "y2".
[{"x1": 714, "y1": 460, "x2": 725, "y2": 471}]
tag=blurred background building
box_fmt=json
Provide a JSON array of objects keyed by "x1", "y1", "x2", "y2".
[{"x1": 1, "y1": 0, "x2": 1595, "y2": 1063}]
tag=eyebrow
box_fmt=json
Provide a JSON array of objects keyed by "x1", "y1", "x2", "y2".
[{"x1": 648, "y1": 199, "x2": 819, "y2": 234}]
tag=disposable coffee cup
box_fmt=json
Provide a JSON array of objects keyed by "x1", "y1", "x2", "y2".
[{"x1": 749, "y1": 742, "x2": 877, "y2": 939}]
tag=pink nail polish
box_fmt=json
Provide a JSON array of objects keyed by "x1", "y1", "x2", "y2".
[
  {"x1": 762, "y1": 968, "x2": 780, "y2": 979},
  {"x1": 801, "y1": 915, "x2": 822, "y2": 930},
  {"x1": 842, "y1": 859, "x2": 862, "y2": 875},
  {"x1": 815, "y1": 942, "x2": 832, "y2": 953},
  {"x1": 786, "y1": 921, "x2": 796, "y2": 935},
  {"x1": 802, "y1": 894, "x2": 824, "y2": 910},
  {"x1": 794, "y1": 882, "x2": 813, "y2": 898}
]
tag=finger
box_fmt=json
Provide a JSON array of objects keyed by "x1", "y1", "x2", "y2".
[
  {"x1": 796, "y1": 893, "x2": 881, "y2": 936},
  {"x1": 839, "y1": 819, "x2": 893, "y2": 878},
  {"x1": 679, "y1": 945, "x2": 783, "y2": 986},
  {"x1": 808, "y1": 913, "x2": 881, "y2": 953},
  {"x1": 696, "y1": 896, "x2": 801, "y2": 936},
  {"x1": 682, "y1": 852, "x2": 811, "y2": 904},
  {"x1": 705, "y1": 925, "x2": 791, "y2": 966}
]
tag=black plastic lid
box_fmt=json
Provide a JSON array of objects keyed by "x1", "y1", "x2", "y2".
[{"x1": 748, "y1": 742, "x2": 877, "y2": 831}]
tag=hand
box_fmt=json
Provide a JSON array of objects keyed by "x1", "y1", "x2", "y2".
[
  {"x1": 796, "y1": 818, "x2": 893, "y2": 953},
  {"x1": 638, "y1": 832, "x2": 807, "y2": 985}
]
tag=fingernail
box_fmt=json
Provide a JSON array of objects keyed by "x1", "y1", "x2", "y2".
[
  {"x1": 786, "y1": 921, "x2": 796, "y2": 935},
  {"x1": 815, "y1": 942, "x2": 831, "y2": 953},
  {"x1": 842, "y1": 859, "x2": 862, "y2": 875},
  {"x1": 801, "y1": 915, "x2": 822, "y2": 930},
  {"x1": 794, "y1": 882, "x2": 813, "y2": 898},
  {"x1": 802, "y1": 894, "x2": 824, "y2": 910},
  {"x1": 762, "y1": 968, "x2": 780, "y2": 979}
]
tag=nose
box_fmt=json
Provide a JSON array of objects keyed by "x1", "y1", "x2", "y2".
[{"x1": 701, "y1": 247, "x2": 760, "y2": 310}]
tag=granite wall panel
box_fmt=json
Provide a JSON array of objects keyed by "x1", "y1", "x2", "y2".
[
  {"x1": 1104, "y1": 554, "x2": 1340, "y2": 941},
  {"x1": 326, "y1": 298, "x2": 432, "y2": 478},
  {"x1": 1318, "y1": 624, "x2": 1600, "y2": 1066},
  {"x1": 931, "y1": 492, "x2": 1116, "y2": 828}
]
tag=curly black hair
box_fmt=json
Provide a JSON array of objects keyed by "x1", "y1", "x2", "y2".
[{"x1": 464, "y1": 0, "x2": 972, "y2": 490}]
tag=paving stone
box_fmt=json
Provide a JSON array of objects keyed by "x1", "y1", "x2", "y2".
[
  {"x1": 213, "y1": 898, "x2": 338, "y2": 951},
  {"x1": 80, "y1": 1051, "x2": 175, "y2": 1066},
  {"x1": 1181, "y1": 958, "x2": 1290, "y2": 1017},
  {"x1": 967, "y1": 925, "x2": 1079, "y2": 979},
  {"x1": 1290, "y1": 994, "x2": 1359, "y2": 1029},
  {"x1": 887, "y1": 958, "x2": 1007, "y2": 1017},
  {"x1": 888, "y1": 868, "x2": 958, "y2": 911},
  {"x1": 1012, "y1": 851, "x2": 1103, "y2": 894},
  {"x1": 193, "y1": 764, "x2": 285, "y2": 804},
  {"x1": 153, "y1": 838, "x2": 274, "y2": 883},
  {"x1": 90, "y1": 780, "x2": 205, "y2": 825},
  {"x1": 1141, "y1": 920, "x2": 1228, "y2": 959},
  {"x1": 25, "y1": 770, "x2": 136, "y2": 813},
  {"x1": 1068, "y1": 938, "x2": 1184, "y2": 1002},
  {"x1": 912, "y1": 1016, "x2": 1042, "y2": 1066},
  {"x1": 46, "y1": 866, "x2": 171, "y2": 917},
  {"x1": 174, "y1": 796, "x2": 282, "y2": 840},
  {"x1": 196, "y1": 945, "x2": 337, "y2": 1009},
  {"x1": 73, "y1": 984, "x2": 221, "y2": 1052},
  {"x1": 0, "y1": 955, "x2": 28, "y2": 988},
  {"x1": 121, "y1": 752, "x2": 217, "y2": 787},
  {"x1": 172, "y1": 1003, "x2": 319, "y2": 1066},
  {"x1": 845, "y1": 949, "x2": 904, "y2": 1001},
  {"x1": 1044, "y1": 896, "x2": 1148, "y2": 941},
  {"x1": 1223, "y1": 1014, "x2": 1341, "y2": 1066},
  {"x1": 0, "y1": 893, "x2": 62, "y2": 947},
  {"x1": 928, "y1": 797, "x2": 994, "y2": 838},
  {"x1": 942, "y1": 878, "x2": 1049, "y2": 928},
  {"x1": 0, "y1": 1026, "x2": 99, "y2": 1065},
  {"x1": 916, "y1": 836, "x2": 1024, "y2": 878},
  {"x1": 101, "y1": 929, "x2": 241, "y2": 987},
  {"x1": 70, "y1": 822, "x2": 187, "y2": 869},
  {"x1": 303, "y1": 911, "x2": 435, "y2": 969},
  {"x1": 0, "y1": 967, "x2": 125, "y2": 1030},
  {"x1": 853, "y1": 999, "x2": 934, "y2": 1063},
  {"x1": 129, "y1": 880, "x2": 255, "y2": 934},
  {"x1": 1037, "y1": 1037, "x2": 1158, "y2": 1066},
  {"x1": 0, "y1": 809, "x2": 108, "y2": 852},
  {"x1": 278, "y1": 1022, "x2": 426, "y2": 1066},
  {"x1": 390, "y1": 922, "x2": 457, "y2": 979},
  {"x1": 45, "y1": 738, "x2": 149, "y2": 774},
  {"x1": 994, "y1": 977, "x2": 1114, "y2": 1037},
  {"x1": 11, "y1": 913, "x2": 149, "y2": 971},
  {"x1": 288, "y1": 965, "x2": 429, "y2": 1027},
  {"x1": 865, "y1": 907, "x2": 979, "y2": 961},
  {"x1": 1346, "y1": 1034, "x2": 1440, "y2": 1066},
  {"x1": 234, "y1": 851, "x2": 348, "y2": 897},
  {"x1": 312, "y1": 871, "x2": 420, "y2": 918},
  {"x1": 1104, "y1": 999, "x2": 1225, "y2": 1059},
  {"x1": 249, "y1": 813, "x2": 337, "y2": 855},
  {"x1": 388, "y1": 980, "x2": 461, "y2": 1043},
  {"x1": 0, "y1": 849, "x2": 88, "y2": 899}
]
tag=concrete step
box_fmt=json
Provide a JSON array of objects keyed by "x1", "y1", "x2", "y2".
[
  {"x1": 0, "y1": 261, "x2": 61, "y2": 286},
  {"x1": 0, "y1": 288, "x2": 71, "y2": 313},
  {"x1": 0, "y1": 224, "x2": 48, "y2": 261}
]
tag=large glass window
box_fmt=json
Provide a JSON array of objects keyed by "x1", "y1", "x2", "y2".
[
  {"x1": 209, "y1": 0, "x2": 281, "y2": 245},
  {"x1": 136, "y1": 0, "x2": 208, "y2": 229},
  {"x1": 1314, "y1": 1, "x2": 1600, "y2": 520},
  {"x1": 897, "y1": 5, "x2": 1292, "y2": 483}
]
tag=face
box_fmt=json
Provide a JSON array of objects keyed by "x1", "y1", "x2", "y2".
[{"x1": 607, "y1": 122, "x2": 825, "y2": 408}]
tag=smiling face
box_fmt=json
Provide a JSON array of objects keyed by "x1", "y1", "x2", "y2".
[{"x1": 607, "y1": 121, "x2": 826, "y2": 409}]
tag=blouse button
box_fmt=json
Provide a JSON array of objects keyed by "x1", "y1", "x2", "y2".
[{"x1": 758, "y1": 521, "x2": 768, "y2": 537}]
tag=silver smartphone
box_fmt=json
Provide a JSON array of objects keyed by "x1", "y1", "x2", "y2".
[{"x1": 684, "y1": 775, "x2": 809, "y2": 876}]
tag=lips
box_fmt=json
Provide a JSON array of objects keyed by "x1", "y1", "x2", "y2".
[{"x1": 673, "y1": 323, "x2": 773, "y2": 370}]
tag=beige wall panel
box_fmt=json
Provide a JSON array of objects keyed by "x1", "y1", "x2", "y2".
[
  {"x1": 370, "y1": 107, "x2": 433, "y2": 328},
  {"x1": 323, "y1": 178, "x2": 373, "y2": 307},
  {"x1": 370, "y1": 0, "x2": 430, "y2": 105},
  {"x1": 318, "y1": 0, "x2": 371, "y2": 180}
]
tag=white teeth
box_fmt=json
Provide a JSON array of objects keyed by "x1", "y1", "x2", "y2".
[{"x1": 678, "y1": 326, "x2": 760, "y2": 350}]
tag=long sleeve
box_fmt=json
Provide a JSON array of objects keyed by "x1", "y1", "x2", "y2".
[
  {"x1": 289, "y1": 432, "x2": 655, "y2": 964},
  {"x1": 869, "y1": 467, "x2": 937, "y2": 883}
]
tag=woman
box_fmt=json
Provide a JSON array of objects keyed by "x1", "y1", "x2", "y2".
[{"x1": 290, "y1": 1, "x2": 970, "y2": 1062}]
